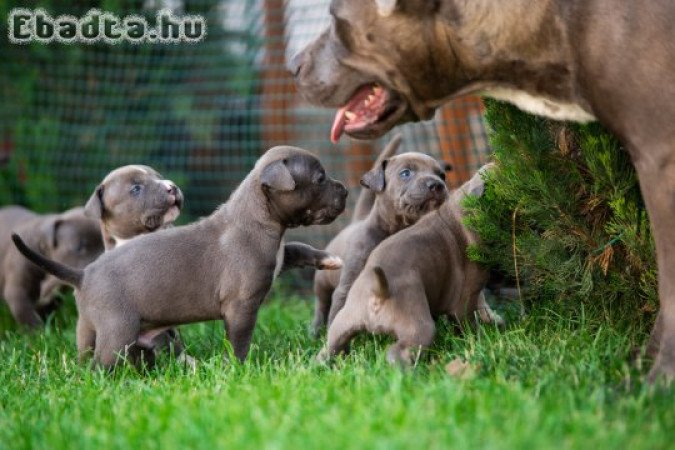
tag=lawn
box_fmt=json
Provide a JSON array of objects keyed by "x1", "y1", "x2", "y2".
[{"x1": 0, "y1": 289, "x2": 673, "y2": 450}]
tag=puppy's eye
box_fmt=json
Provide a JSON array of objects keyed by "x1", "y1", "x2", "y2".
[
  {"x1": 316, "y1": 172, "x2": 326, "y2": 185},
  {"x1": 399, "y1": 169, "x2": 412, "y2": 179},
  {"x1": 130, "y1": 185, "x2": 142, "y2": 196}
]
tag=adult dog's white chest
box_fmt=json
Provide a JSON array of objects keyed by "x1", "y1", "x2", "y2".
[{"x1": 484, "y1": 87, "x2": 596, "y2": 123}]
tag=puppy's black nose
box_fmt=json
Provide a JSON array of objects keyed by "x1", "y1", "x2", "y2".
[{"x1": 427, "y1": 179, "x2": 445, "y2": 193}]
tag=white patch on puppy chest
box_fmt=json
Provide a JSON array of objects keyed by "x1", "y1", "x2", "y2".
[{"x1": 484, "y1": 88, "x2": 597, "y2": 123}]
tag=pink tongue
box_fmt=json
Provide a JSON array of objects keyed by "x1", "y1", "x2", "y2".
[{"x1": 331, "y1": 105, "x2": 349, "y2": 144}]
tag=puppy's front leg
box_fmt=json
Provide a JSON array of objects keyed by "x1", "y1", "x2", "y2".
[
  {"x1": 222, "y1": 299, "x2": 261, "y2": 362},
  {"x1": 282, "y1": 242, "x2": 343, "y2": 271},
  {"x1": 3, "y1": 278, "x2": 42, "y2": 328}
]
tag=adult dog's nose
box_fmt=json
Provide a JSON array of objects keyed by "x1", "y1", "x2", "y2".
[{"x1": 288, "y1": 51, "x2": 305, "y2": 77}]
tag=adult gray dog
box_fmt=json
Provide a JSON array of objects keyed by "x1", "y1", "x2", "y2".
[
  {"x1": 0, "y1": 206, "x2": 103, "y2": 327},
  {"x1": 13, "y1": 146, "x2": 347, "y2": 369},
  {"x1": 291, "y1": 0, "x2": 675, "y2": 382}
]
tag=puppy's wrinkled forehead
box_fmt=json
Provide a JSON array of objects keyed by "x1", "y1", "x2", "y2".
[
  {"x1": 102, "y1": 165, "x2": 161, "y2": 185},
  {"x1": 258, "y1": 146, "x2": 324, "y2": 184},
  {"x1": 387, "y1": 153, "x2": 444, "y2": 176}
]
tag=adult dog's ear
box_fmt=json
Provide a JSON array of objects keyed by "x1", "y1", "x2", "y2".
[
  {"x1": 84, "y1": 185, "x2": 104, "y2": 219},
  {"x1": 261, "y1": 160, "x2": 296, "y2": 191},
  {"x1": 360, "y1": 160, "x2": 387, "y2": 192}
]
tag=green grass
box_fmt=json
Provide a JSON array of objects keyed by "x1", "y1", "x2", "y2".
[{"x1": 0, "y1": 291, "x2": 673, "y2": 450}]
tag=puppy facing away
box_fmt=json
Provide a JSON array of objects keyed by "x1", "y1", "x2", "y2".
[
  {"x1": 0, "y1": 206, "x2": 103, "y2": 328},
  {"x1": 320, "y1": 165, "x2": 502, "y2": 366},
  {"x1": 13, "y1": 146, "x2": 347, "y2": 369},
  {"x1": 312, "y1": 145, "x2": 448, "y2": 336}
]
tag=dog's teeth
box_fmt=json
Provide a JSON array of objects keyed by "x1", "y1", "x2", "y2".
[
  {"x1": 373, "y1": 86, "x2": 383, "y2": 95},
  {"x1": 345, "y1": 111, "x2": 357, "y2": 121},
  {"x1": 366, "y1": 94, "x2": 375, "y2": 105}
]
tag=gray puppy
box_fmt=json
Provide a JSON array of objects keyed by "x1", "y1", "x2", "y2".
[
  {"x1": 13, "y1": 146, "x2": 347, "y2": 369},
  {"x1": 84, "y1": 164, "x2": 188, "y2": 359},
  {"x1": 313, "y1": 147, "x2": 448, "y2": 336},
  {"x1": 0, "y1": 206, "x2": 103, "y2": 328},
  {"x1": 319, "y1": 165, "x2": 502, "y2": 366},
  {"x1": 84, "y1": 165, "x2": 183, "y2": 250}
]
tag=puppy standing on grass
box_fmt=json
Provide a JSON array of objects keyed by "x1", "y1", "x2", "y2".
[
  {"x1": 13, "y1": 146, "x2": 347, "y2": 369},
  {"x1": 0, "y1": 206, "x2": 103, "y2": 328},
  {"x1": 320, "y1": 165, "x2": 503, "y2": 366},
  {"x1": 313, "y1": 137, "x2": 448, "y2": 336}
]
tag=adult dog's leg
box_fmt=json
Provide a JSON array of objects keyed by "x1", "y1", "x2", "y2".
[{"x1": 633, "y1": 146, "x2": 675, "y2": 382}]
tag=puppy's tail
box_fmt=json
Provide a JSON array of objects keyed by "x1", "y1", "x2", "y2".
[
  {"x1": 11, "y1": 233, "x2": 83, "y2": 288},
  {"x1": 351, "y1": 134, "x2": 403, "y2": 222},
  {"x1": 371, "y1": 266, "x2": 390, "y2": 300}
]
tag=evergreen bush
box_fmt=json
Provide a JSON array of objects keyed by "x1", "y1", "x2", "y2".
[{"x1": 465, "y1": 100, "x2": 657, "y2": 324}]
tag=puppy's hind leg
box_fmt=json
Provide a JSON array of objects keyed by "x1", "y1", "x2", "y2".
[
  {"x1": 319, "y1": 305, "x2": 365, "y2": 363},
  {"x1": 93, "y1": 318, "x2": 147, "y2": 370},
  {"x1": 76, "y1": 316, "x2": 96, "y2": 362},
  {"x1": 311, "y1": 282, "x2": 333, "y2": 338},
  {"x1": 386, "y1": 313, "x2": 435, "y2": 368}
]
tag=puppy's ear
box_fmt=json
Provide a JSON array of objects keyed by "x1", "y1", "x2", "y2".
[
  {"x1": 40, "y1": 218, "x2": 62, "y2": 250},
  {"x1": 84, "y1": 186, "x2": 104, "y2": 219},
  {"x1": 360, "y1": 160, "x2": 387, "y2": 192},
  {"x1": 261, "y1": 160, "x2": 296, "y2": 191}
]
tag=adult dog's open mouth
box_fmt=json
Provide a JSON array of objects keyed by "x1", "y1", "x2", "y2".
[{"x1": 330, "y1": 83, "x2": 408, "y2": 143}]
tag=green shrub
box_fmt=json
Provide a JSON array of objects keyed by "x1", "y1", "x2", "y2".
[{"x1": 465, "y1": 101, "x2": 657, "y2": 323}]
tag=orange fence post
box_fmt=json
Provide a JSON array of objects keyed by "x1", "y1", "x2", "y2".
[{"x1": 262, "y1": 0, "x2": 294, "y2": 148}]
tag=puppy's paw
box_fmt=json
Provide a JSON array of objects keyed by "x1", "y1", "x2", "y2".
[
  {"x1": 478, "y1": 307, "x2": 505, "y2": 327},
  {"x1": 315, "y1": 347, "x2": 331, "y2": 364},
  {"x1": 317, "y1": 255, "x2": 343, "y2": 270},
  {"x1": 177, "y1": 352, "x2": 197, "y2": 371}
]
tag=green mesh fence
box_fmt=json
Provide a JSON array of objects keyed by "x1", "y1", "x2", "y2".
[{"x1": 0, "y1": 0, "x2": 490, "y2": 259}]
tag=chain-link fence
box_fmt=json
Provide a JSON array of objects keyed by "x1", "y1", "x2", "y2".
[{"x1": 1, "y1": 0, "x2": 491, "y2": 257}]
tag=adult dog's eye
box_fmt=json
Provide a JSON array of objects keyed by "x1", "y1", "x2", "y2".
[
  {"x1": 130, "y1": 185, "x2": 142, "y2": 196},
  {"x1": 316, "y1": 171, "x2": 326, "y2": 185},
  {"x1": 399, "y1": 169, "x2": 412, "y2": 179}
]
